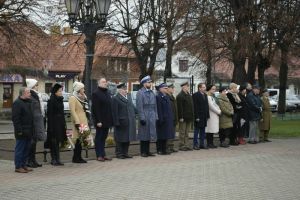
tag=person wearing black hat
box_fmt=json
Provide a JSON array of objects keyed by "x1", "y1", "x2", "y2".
[
  {"x1": 176, "y1": 81, "x2": 194, "y2": 151},
  {"x1": 156, "y1": 83, "x2": 175, "y2": 155},
  {"x1": 259, "y1": 89, "x2": 272, "y2": 142},
  {"x1": 246, "y1": 84, "x2": 262, "y2": 144},
  {"x1": 112, "y1": 83, "x2": 137, "y2": 159},
  {"x1": 45, "y1": 83, "x2": 67, "y2": 166}
]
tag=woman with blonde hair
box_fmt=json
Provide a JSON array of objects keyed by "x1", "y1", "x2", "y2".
[
  {"x1": 69, "y1": 81, "x2": 91, "y2": 163},
  {"x1": 226, "y1": 83, "x2": 243, "y2": 145}
]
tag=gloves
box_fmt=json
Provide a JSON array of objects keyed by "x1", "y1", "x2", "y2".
[
  {"x1": 195, "y1": 118, "x2": 200, "y2": 122},
  {"x1": 75, "y1": 124, "x2": 80, "y2": 131},
  {"x1": 179, "y1": 118, "x2": 184, "y2": 122},
  {"x1": 140, "y1": 120, "x2": 146, "y2": 126}
]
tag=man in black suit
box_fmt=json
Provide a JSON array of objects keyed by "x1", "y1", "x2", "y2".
[
  {"x1": 192, "y1": 83, "x2": 210, "y2": 149},
  {"x1": 92, "y1": 78, "x2": 113, "y2": 162}
]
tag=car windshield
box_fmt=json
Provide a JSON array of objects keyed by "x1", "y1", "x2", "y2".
[{"x1": 63, "y1": 93, "x2": 70, "y2": 102}]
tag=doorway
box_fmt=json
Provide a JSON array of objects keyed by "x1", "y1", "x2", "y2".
[{"x1": 3, "y1": 84, "x2": 13, "y2": 108}]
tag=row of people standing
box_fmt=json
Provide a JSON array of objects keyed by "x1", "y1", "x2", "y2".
[{"x1": 12, "y1": 75, "x2": 272, "y2": 173}]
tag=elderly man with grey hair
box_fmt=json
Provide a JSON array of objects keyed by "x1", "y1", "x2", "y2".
[
  {"x1": 12, "y1": 87, "x2": 34, "y2": 173},
  {"x1": 112, "y1": 83, "x2": 137, "y2": 159}
]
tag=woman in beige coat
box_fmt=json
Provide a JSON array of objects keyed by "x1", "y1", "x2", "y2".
[
  {"x1": 206, "y1": 85, "x2": 221, "y2": 148},
  {"x1": 69, "y1": 81, "x2": 90, "y2": 163},
  {"x1": 218, "y1": 87, "x2": 234, "y2": 148}
]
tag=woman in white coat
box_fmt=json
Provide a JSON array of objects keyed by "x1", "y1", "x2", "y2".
[{"x1": 205, "y1": 85, "x2": 221, "y2": 148}]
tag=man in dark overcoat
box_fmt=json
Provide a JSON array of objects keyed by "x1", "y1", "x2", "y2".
[
  {"x1": 92, "y1": 78, "x2": 113, "y2": 162},
  {"x1": 176, "y1": 81, "x2": 194, "y2": 151},
  {"x1": 12, "y1": 87, "x2": 34, "y2": 173},
  {"x1": 26, "y1": 79, "x2": 45, "y2": 168},
  {"x1": 112, "y1": 83, "x2": 137, "y2": 159},
  {"x1": 246, "y1": 85, "x2": 262, "y2": 144},
  {"x1": 136, "y1": 75, "x2": 158, "y2": 157},
  {"x1": 156, "y1": 83, "x2": 175, "y2": 155},
  {"x1": 192, "y1": 83, "x2": 210, "y2": 149},
  {"x1": 166, "y1": 83, "x2": 178, "y2": 153}
]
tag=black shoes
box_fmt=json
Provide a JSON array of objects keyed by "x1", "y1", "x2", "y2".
[
  {"x1": 208, "y1": 144, "x2": 218, "y2": 149},
  {"x1": 193, "y1": 146, "x2": 200, "y2": 150},
  {"x1": 117, "y1": 154, "x2": 133, "y2": 159},
  {"x1": 148, "y1": 152, "x2": 156, "y2": 157},
  {"x1": 264, "y1": 139, "x2": 272, "y2": 142},
  {"x1": 199, "y1": 145, "x2": 209, "y2": 150},
  {"x1": 27, "y1": 160, "x2": 42, "y2": 168},
  {"x1": 141, "y1": 153, "x2": 148, "y2": 157},
  {"x1": 72, "y1": 158, "x2": 87, "y2": 163},
  {"x1": 51, "y1": 160, "x2": 64, "y2": 166},
  {"x1": 220, "y1": 143, "x2": 229, "y2": 148}
]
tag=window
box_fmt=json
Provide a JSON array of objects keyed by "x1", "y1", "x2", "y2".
[{"x1": 179, "y1": 60, "x2": 189, "y2": 72}]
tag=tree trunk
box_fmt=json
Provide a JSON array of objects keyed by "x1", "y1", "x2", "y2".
[
  {"x1": 257, "y1": 64, "x2": 265, "y2": 90},
  {"x1": 278, "y1": 47, "x2": 288, "y2": 114},
  {"x1": 247, "y1": 55, "x2": 257, "y2": 84},
  {"x1": 164, "y1": 40, "x2": 174, "y2": 82},
  {"x1": 205, "y1": 51, "x2": 212, "y2": 85},
  {"x1": 232, "y1": 56, "x2": 247, "y2": 85}
]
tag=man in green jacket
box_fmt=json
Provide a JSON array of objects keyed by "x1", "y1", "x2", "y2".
[{"x1": 176, "y1": 81, "x2": 194, "y2": 151}]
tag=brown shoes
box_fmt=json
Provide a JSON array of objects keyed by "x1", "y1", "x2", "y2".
[
  {"x1": 23, "y1": 167, "x2": 33, "y2": 172},
  {"x1": 97, "y1": 157, "x2": 112, "y2": 162},
  {"x1": 15, "y1": 168, "x2": 29, "y2": 173}
]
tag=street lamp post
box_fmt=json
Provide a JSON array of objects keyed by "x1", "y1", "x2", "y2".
[{"x1": 64, "y1": 0, "x2": 111, "y2": 100}]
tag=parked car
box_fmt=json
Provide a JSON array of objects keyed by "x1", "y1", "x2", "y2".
[
  {"x1": 270, "y1": 95, "x2": 297, "y2": 112},
  {"x1": 269, "y1": 98, "x2": 278, "y2": 112},
  {"x1": 286, "y1": 95, "x2": 300, "y2": 109},
  {"x1": 41, "y1": 92, "x2": 71, "y2": 118}
]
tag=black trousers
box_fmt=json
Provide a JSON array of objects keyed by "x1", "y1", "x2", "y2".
[
  {"x1": 50, "y1": 139, "x2": 60, "y2": 162},
  {"x1": 140, "y1": 141, "x2": 150, "y2": 154},
  {"x1": 28, "y1": 141, "x2": 37, "y2": 163},
  {"x1": 73, "y1": 139, "x2": 83, "y2": 161},
  {"x1": 156, "y1": 139, "x2": 167, "y2": 153},
  {"x1": 116, "y1": 142, "x2": 130, "y2": 156},
  {"x1": 206, "y1": 133, "x2": 215, "y2": 146},
  {"x1": 219, "y1": 128, "x2": 232, "y2": 144}
]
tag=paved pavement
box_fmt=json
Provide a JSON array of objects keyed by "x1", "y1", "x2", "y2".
[{"x1": 0, "y1": 138, "x2": 299, "y2": 200}]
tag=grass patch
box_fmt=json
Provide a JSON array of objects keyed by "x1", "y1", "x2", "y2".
[{"x1": 270, "y1": 117, "x2": 300, "y2": 138}]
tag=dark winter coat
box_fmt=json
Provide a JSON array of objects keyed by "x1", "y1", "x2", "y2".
[
  {"x1": 156, "y1": 92, "x2": 175, "y2": 140},
  {"x1": 176, "y1": 90, "x2": 194, "y2": 122},
  {"x1": 227, "y1": 92, "x2": 242, "y2": 125},
  {"x1": 168, "y1": 94, "x2": 178, "y2": 125},
  {"x1": 192, "y1": 91, "x2": 210, "y2": 128},
  {"x1": 136, "y1": 87, "x2": 158, "y2": 141},
  {"x1": 246, "y1": 91, "x2": 262, "y2": 121},
  {"x1": 30, "y1": 90, "x2": 46, "y2": 141},
  {"x1": 46, "y1": 94, "x2": 67, "y2": 145},
  {"x1": 92, "y1": 87, "x2": 113, "y2": 128},
  {"x1": 238, "y1": 93, "x2": 249, "y2": 121},
  {"x1": 12, "y1": 97, "x2": 33, "y2": 140},
  {"x1": 112, "y1": 93, "x2": 137, "y2": 142}
]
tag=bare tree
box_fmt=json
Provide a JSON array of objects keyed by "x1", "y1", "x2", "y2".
[
  {"x1": 107, "y1": 0, "x2": 165, "y2": 79},
  {"x1": 270, "y1": 0, "x2": 300, "y2": 114},
  {"x1": 161, "y1": 0, "x2": 195, "y2": 81}
]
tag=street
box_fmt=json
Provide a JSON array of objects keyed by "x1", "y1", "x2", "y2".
[{"x1": 0, "y1": 138, "x2": 299, "y2": 200}]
